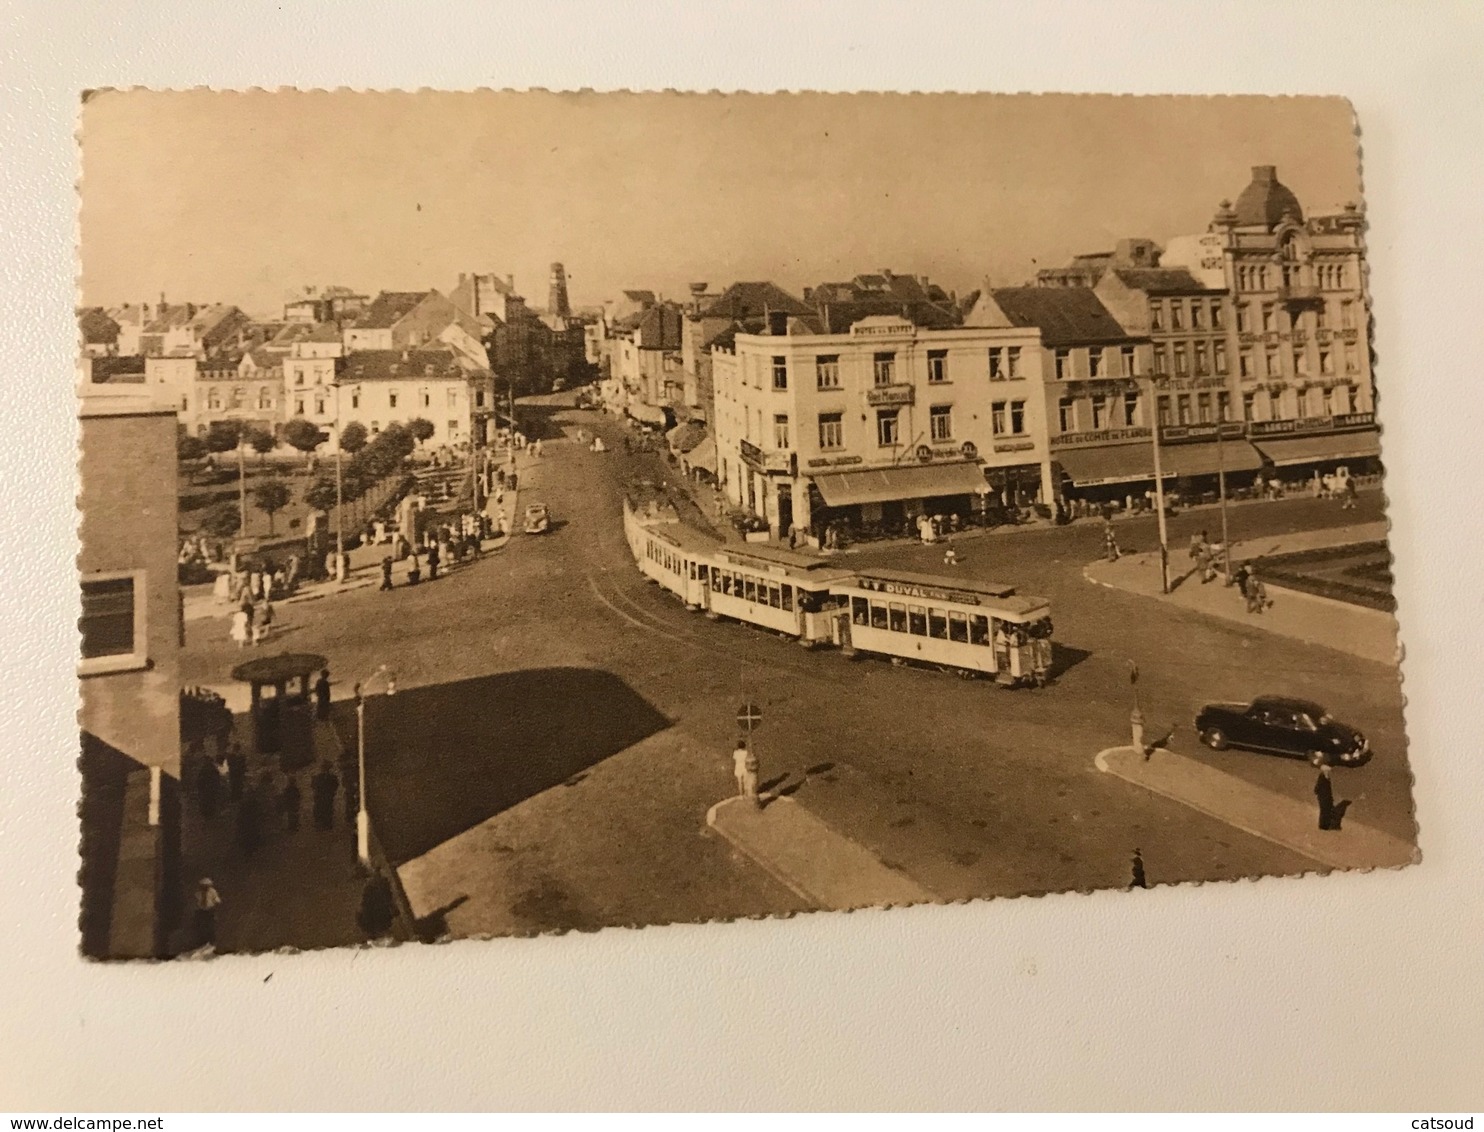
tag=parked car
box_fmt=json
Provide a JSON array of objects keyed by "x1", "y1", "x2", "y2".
[
  {"x1": 523, "y1": 503, "x2": 551, "y2": 534},
  {"x1": 1195, "y1": 696, "x2": 1371, "y2": 766}
]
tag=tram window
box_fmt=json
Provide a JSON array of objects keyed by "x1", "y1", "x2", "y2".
[
  {"x1": 768, "y1": 584, "x2": 781, "y2": 608},
  {"x1": 711, "y1": 570, "x2": 722, "y2": 592},
  {"x1": 698, "y1": 565, "x2": 708, "y2": 583},
  {"x1": 907, "y1": 605, "x2": 926, "y2": 635},
  {"x1": 928, "y1": 608, "x2": 949, "y2": 639},
  {"x1": 782, "y1": 585, "x2": 794, "y2": 611},
  {"x1": 889, "y1": 603, "x2": 907, "y2": 632},
  {"x1": 870, "y1": 601, "x2": 889, "y2": 630},
  {"x1": 970, "y1": 615, "x2": 990, "y2": 646},
  {"x1": 852, "y1": 596, "x2": 869, "y2": 625},
  {"x1": 744, "y1": 577, "x2": 757, "y2": 603},
  {"x1": 949, "y1": 612, "x2": 969, "y2": 643},
  {"x1": 721, "y1": 573, "x2": 733, "y2": 595}
]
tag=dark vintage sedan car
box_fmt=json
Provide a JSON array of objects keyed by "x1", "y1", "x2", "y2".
[{"x1": 1195, "y1": 696, "x2": 1371, "y2": 766}]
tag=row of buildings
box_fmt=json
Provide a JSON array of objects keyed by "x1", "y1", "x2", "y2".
[
  {"x1": 594, "y1": 166, "x2": 1380, "y2": 541},
  {"x1": 79, "y1": 265, "x2": 592, "y2": 451}
]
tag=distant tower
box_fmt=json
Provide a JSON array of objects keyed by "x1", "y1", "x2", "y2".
[
  {"x1": 548, "y1": 262, "x2": 571, "y2": 318},
  {"x1": 688, "y1": 282, "x2": 708, "y2": 315}
]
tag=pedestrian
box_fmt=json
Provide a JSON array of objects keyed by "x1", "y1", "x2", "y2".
[
  {"x1": 1245, "y1": 571, "x2": 1269, "y2": 615},
  {"x1": 534, "y1": 439, "x2": 543, "y2": 458},
  {"x1": 380, "y1": 556, "x2": 394, "y2": 591},
  {"x1": 311, "y1": 761, "x2": 339, "y2": 831},
  {"x1": 195, "y1": 755, "x2": 221, "y2": 820},
  {"x1": 230, "y1": 606, "x2": 249, "y2": 648},
  {"x1": 1189, "y1": 530, "x2": 1205, "y2": 561},
  {"x1": 733, "y1": 739, "x2": 759, "y2": 805},
  {"x1": 943, "y1": 543, "x2": 959, "y2": 567},
  {"x1": 406, "y1": 551, "x2": 421, "y2": 585},
  {"x1": 1130, "y1": 848, "x2": 1148, "y2": 890},
  {"x1": 235, "y1": 782, "x2": 264, "y2": 859},
  {"x1": 1342, "y1": 477, "x2": 1359, "y2": 510},
  {"x1": 427, "y1": 541, "x2": 440, "y2": 581},
  {"x1": 279, "y1": 774, "x2": 302, "y2": 833},
  {"x1": 225, "y1": 740, "x2": 246, "y2": 802},
  {"x1": 314, "y1": 667, "x2": 332, "y2": 720},
  {"x1": 1231, "y1": 562, "x2": 1251, "y2": 597},
  {"x1": 193, "y1": 877, "x2": 222, "y2": 951},
  {"x1": 1314, "y1": 759, "x2": 1337, "y2": 831},
  {"x1": 1103, "y1": 519, "x2": 1121, "y2": 562}
]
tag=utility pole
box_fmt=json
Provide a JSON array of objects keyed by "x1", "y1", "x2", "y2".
[
  {"x1": 1147, "y1": 378, "x2": 1171, "y2": 594},
  {"x1": 333, "y1": 382, "x2": 346, "y2": 582},
  {"x1": 237, "y1": 433, "x2": 248, "y2": 537},
  {"x1": 1217, "y1": 419, "x2": 1231, "y2": 584}
]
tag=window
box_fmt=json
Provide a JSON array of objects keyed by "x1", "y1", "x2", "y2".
[
  {"x1": 1215, "y1": 341, "x2": 1228, "y2": 375},
  {"x1": 475, "y1": 391, "x2": 486, "y2": 407},
  {"x1": 870, "y1": 601, "x2": 889, "y2": 630},
  {"x1": 1177, "y1": 394, "x2": 1193, "y2": 425},
  {"x1": 351, "y1": 392, "x2": 360, "y2": 409},
  {"x1": 1120, "y1": 346, "x2": 1136, "y2": 376},
  {"x1": 1006, "y1": 346, "x2": 1021, "y2": 379},
  {"x1": 207, "y1": 389, "x2": 221, "y2": 411},
  {"x1": 1218, "y1": 391, "x2": 1232, "y2": 422},
  {"x1": 1088, "y1": 348, "x2": 1104, "y2": 378},
  {"x1": 1295, "y1": 350, "x2": 1309, "y2": 377},
  {"x1": 771, "y1": 356, "x2": 788, "y2": 390},
  {"x1": 1191, "y1": 303, "x2": 1204, "y2": 330},
  {"x1": 873, "y1": 352, "x2": 895, "y2": 386},
  {"x1": 969, "y1": 614, "x2": 990, "y2": 646},
  {"x1": 1341, "y1": 300, "x2": 1355, "y2": 329},
  {"x1": 818, "y1": 412, "x2": 844, "y2": 450},
  {"x1": 447, "y1": 419, "x2": 459, "y2": 434},
  {"x1": 1174, "y1": 344, "x2": 1188, "y2": 376},
  {"x1": 949, "y1": 612, "x2": 969, "y2": 643},
  {"x1": 816, "y1": 355, "x2": 840, "y2": 389},
  {"x1": 1322, "y1": 388, "x2": 1334, "y2": 417},
  {"x1": 294, "y1": 371, "x2": 305, "y2": 387},
  {"x1": 989, "y1": 348, "x2": 1005, "y2": 380},
  {"x1": 927, "y1": 350, "x2": 948, "y2": 384},
  {"x1": 1345, "y1": 345, "x2": 1359, "y2": 373},
  {"x1": 908, "y1": 605, "x2": 927, "y2": 636},
  {"x1": 993, "y1": 401, "x2": 1008, "y2": 435},
  {"x1": 1123, "y1": 390, "x2": 1140, "y2": 426},
  {"x1": 388, "y1": 392, "x2": 399, "y2": 409},
  {"x1": 1211, "y1": 302, "x2": 1224, "y2": 330},
  {"x1": 1153, "y1": 345, "x2": 1168, "y2": 375},
  {"x1": 1261, "y1": 304, "x2": 1277, "y2": 333},
  {"x1": 1170, "y1": 302, "x2": 1184, "y2": 330},
  {"x1": 876, "y1": 409, "x2": 900, "y2": 447},
  {"x1": 1058, "y1": 398, "x2": 1075, "y2": 433},
  {"x1": 929, "y1": 405, "x2": 953, "y2": 441},
  {"x1": 1320, "y1": 350, "x2": 1334, "y2": 375},
  {"x1": 1009, "y1": 400, "x2": 1026, "y2": 435},
  {"x1": 1194, "y1": 342, "x2": 1209, "y2": 376},
  {"x1": 1054, "y1": 348, "x2": 1070, "y2": 380},
  {"x1": 1235, "y1": 303, "x2": 1249, "y2": 333},
  {"x1": 1150, "y1": 303, "x2": 1164, "y2": 331},
  {"x1": 315, "y1": 398, "x2": 326, "y2": 415},
  {"x1": 1091, "y1": 396, "x2": 1108, "y2": 429},
  {"x1": 1338, "y1": 384, "x2": 1355, "y2": 414},
  {"x1": 1157, "y1": 395, "x2": 1172, "y2": 426},
  {"x1": 1239, "y1": 350, "x2": 1254, "y2": 379},
  {"x1": 928, "y1": 608, "x2": 949, "y2": 640},
  {"x1": 1267, "y1": 390, "x2": 1281, "y2": 420},
  {"x1": 1197, "y1": 392, "x2": 1212, "y2": 423},
  {"x1": 1316, "y1": 304, "x2": 1328, "y2": 330},
  {"x1": 422, "y1": 390, "x2": 431, "y2": 408},
  {"x1": 230, "y1": 386, "x2": 245, "y2": 409},
  {"x1": 1265, "y1": 349, "x2": 1280, "y2": 378},
  {"x1": 80, "y1": 575, "x2": 142, "y2": 669},
  {"x1": 294, "y1": 398, "x2": 305, "y2": 415},
  {"x1": 888, "y1": 603, "x2": 907, "y2": 633},
  {"x1": 447, "y1": 388, "x2": 459, "y2": 407},
  {"x1": 773, "y1": 414, "x2": 790, "y2": 449},
  {"x1": 1242, "y1": 392, "x2": 1256, "y2": 421}
]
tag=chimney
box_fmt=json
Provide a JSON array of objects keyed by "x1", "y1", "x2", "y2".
[
  {"x1": 1252, "y1": 165, "x2": 1277, "y2": 183},
  {"x1": 506, "y1": 274, "x2": 515, "y2": 289},
  {"x1": 459, "y1": 272, "x2": 467, "y2": 285},
  {"x1": 802, "y1": 287, "x2": 814, "y2": 302},
  {"x1": 159, "y1": 292, "x2": 167, "y2": 311}
]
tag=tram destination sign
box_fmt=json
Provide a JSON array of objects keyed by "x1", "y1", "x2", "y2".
[{"x1": 857, "y1": 576, "x2": 987, "y2": 606}]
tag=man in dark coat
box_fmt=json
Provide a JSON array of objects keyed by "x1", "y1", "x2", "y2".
[
  {"x1": 1314, "y1": 760, "x2": 1337, "y2": 830},
  {"x1": 195, "y1": 756, "x2": 221, "y2": 821},
  {"x1": 279, "y1": 774, "x2": 302, "y2": 833},
  {"x1": 380, "y1": 556, "x2": 394, "y2": 591},
  {"x1": 236, "y1": 779, "x2": 265, "y2": 859},
  {"x1": 427, "y1": 541, "x2": 440, "y2": 581},
  {"x1": 314, "y1": 668, "x2": 333, "y2": 720},
  {"x1": 311, "y1": 761, "x2": 339, "y2": 831}
]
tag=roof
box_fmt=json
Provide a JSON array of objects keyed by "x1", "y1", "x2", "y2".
[
  {"x1": 636, "y1": 303, "x2": 683, "y2": 351},
  {"x1": 247, "y1": 347, "x2": 280, "y2": 369},
  {"x1": 1109, "y1": 268, "x2": 1213, "y2": 294},
  {"x1": 304, "y1": 322, "x2": 344, "y2": 343},
  {"x1": 354, "y1": 291, "x2": 432, "y2": 329},
  {"x1": 847, "y1": 567, "x2": 1018, "y2": 600},
  {"x1": 809, "y1": 272, "x2": 961, "y2": 332},
  {"x1": 700, "y1": 281, "x2": 813, "y2": 320},
  {"x1": 1232, "y1": 165, "x2": 1304, "y2": 228},
  {"x1": 339, "y1": 348, "x2": 466, "y2": 382},
  {"x1": 622, "y1": 289, "x2": 656, "y2": 304},
  {"x1": 88, "y1": 355, "x2": 147, "y2": 384},
  {"x1": 989, "y1": 287, "x2": 1134, "y2": 346},
  {"x1": 78, "y1": 307, "x2": 119, "y2": 344},
  {"x1": 665, "y1": 422, "x2": 707, "y2": 453}
]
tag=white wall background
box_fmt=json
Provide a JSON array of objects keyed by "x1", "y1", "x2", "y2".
[{"x1": 1, "y1": 0, "x2": 1480, "y2": 1112}]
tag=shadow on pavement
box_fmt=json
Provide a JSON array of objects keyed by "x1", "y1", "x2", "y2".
[
  {"x1": 1050, "y1": 644, "x2": 1093, "y2": 680},
  {"x1": 340, "y1": 667, "x2": 670, "y2": 866}
]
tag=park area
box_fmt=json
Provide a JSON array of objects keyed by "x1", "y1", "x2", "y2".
[{"x1": 1255, "y1": 540, "x2": 1396, "y2": 613}]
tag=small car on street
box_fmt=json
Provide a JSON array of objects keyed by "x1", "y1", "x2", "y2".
[
  {"x1": 523, "y1": 503, "x2": 551, "y2": 534},
  {"x1": 1195, "y1": 696, "x2": 1371, "y2": 766}
]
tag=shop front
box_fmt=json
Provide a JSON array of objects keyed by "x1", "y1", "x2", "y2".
[
  {"x1": 1249, "y1": 414, "x2": 1382, "y2": 487},
  {"x1": 809, "y1": 458, "x2": 989, "y2": 542},
  {"x1": 1054, "y1": 422, "x2": 1264, "y2": 510}
]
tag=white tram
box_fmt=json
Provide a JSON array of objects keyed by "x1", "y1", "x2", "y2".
[{"x1": 622, "y1": 495, "x2": 1054, "y2": 687}]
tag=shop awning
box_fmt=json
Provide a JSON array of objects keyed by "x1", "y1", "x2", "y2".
[
  {"x1": 627, "y1": 400, "x2": 666, "y2": 426},
  {"x1": 1252, "y1": 430, "x2": 1382, "y2": 467},
  {"x1": 684, "y1": 436, "x2": 717, "y2": 474},
  {"x1": 1054, "y1": 444, "x2": 1153, "y2": 487},
  {"x1": 666, "y1": 422, "x2": 707, "y2": 454},
  {"x1": 813, "y1": 461, "x2": 987, "y2": 507},
  {"x1": 1160, "y1": 439, "x2": 1264, "y2": 478}
]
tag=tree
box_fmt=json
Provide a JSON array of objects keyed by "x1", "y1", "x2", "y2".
[
  {"x1": 303, "y1": 475, "x2": 338, "y2": 515},
  {"x1": 340, "y1": 421, "x2": 368, "y2": 455},
  {"x1": 248, "y1": 427, "x2": 277, "y2": 467},
  {"x1": 282, "y1": 417, "x2": 324, "y2": 466},
  {"x1": 254, "y1": 476, "x2": 292, "y2": 535},
  {"x1": 204, "y1": 419, "x2": 244, "y2": 455},
  {"x1": 200, "y1": 500, "x2": 241, "y2": 539},
  {"x1": 407, "y1": 417, "x2": 435, "y2": 447},
  {"x1": 177, "y1": 434, "x2": 207, "y2": 463}
]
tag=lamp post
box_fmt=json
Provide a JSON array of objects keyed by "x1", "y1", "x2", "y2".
[
  {"x1": 1145, "y1": 377, "x2": 1171, "y2": 594},
  {"x1": 236, "y1": 431, "x2": 248, "y2": 537},
  {"x1": 353, "y1": 664, "x2": 396, "y2": 868},
  {"x1": 333, "y1": 381, "x2": 346, "y2": 583},
  {"x1": 1217, "y1": 417, "x2": 1232, "y2": 584}
]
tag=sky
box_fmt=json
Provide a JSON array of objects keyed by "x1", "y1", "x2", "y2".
[{"x1": 79, "y1": 90, "x2": 1363, "y2": 318}]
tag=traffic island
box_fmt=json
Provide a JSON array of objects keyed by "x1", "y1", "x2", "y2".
[
  {"x1": 1095, "y1": 745, "x2": 1418, "y2": 872},
  {"x1": 706, "y1": 794, "x2": 938, "y2": 910}
]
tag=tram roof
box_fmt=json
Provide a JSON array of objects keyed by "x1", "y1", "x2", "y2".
[
  {"x1": 648, "y1": 521, "x2": 725, "y2": 556},
  {"x1": 842, "y1": 568, "x2": 1051, "y2": 615},
  {"x1": 715, "y1": 541, "x2": 851, "y2": 575}
]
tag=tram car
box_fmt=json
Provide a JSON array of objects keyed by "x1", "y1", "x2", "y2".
[{"x1": 622, "y1": 496, "x2": 1053, "y2": 687}]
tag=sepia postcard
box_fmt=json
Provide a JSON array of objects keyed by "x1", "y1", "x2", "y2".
[{"x1": 75, "y1": 90, "x2": 1414, "y2": 960}]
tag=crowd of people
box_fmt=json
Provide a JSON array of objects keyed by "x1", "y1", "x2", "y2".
[{"x1": 224, "y1": 561, "x2": 297, "y2": 647}]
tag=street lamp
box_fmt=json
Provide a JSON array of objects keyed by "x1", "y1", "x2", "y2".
[
  {"x1": 1144, "y1": 376, "x2": 1172, "y2": 594},
  {"x1": 332, "y1": 381, "x2": 346, "y2": 583},
  {"x1": 353, "y1": 664, "x2": 396, "y2": 868}
]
